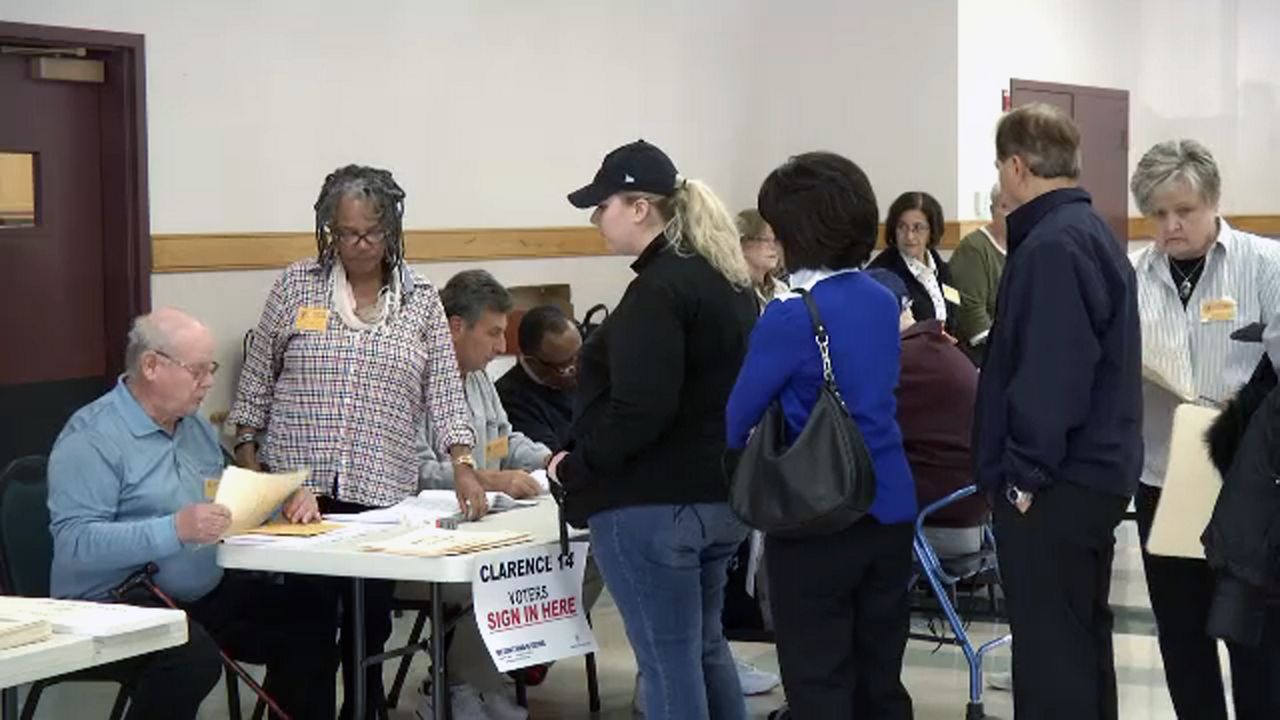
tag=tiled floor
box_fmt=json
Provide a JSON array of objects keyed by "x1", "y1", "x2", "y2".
[{"x1": 20, "y1": 521, "x2": 1217, "y2": 718}]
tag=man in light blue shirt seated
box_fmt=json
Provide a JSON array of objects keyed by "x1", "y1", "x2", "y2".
[{"x1": 48, "y1": 308, "x2": 339, "y2": 720}]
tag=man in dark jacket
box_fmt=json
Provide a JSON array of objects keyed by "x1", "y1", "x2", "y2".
[
  {"x1": 974, "y1": 103, "x2": 1143, "y2": 720},
  {"x1": 1201, "y1": 323, "x2": 1280, "y2": 714},
  {"x1": 495, "y1": 305, "x2": 581, "y2": 452}
]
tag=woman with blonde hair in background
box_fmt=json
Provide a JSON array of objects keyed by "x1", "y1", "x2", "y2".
[
  {"x1": 737, "y1": 209, "x2": 787, "y2": 309},
  {"x1": 547, "y1": 140, "x2": 759, "y2": 720}
]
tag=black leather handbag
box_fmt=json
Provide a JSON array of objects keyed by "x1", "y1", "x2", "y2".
[{"x1": 729, "y1": 287, "x2": 877, "y2": 538}]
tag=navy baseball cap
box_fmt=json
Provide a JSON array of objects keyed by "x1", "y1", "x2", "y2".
[{"x1": 567, "y1": 140, "x2": 679, "y2": 208}]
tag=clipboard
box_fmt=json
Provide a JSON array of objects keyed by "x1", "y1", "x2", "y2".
[{"x1": 1146, "y1": 403, "x2": 1223, "y2": 559}]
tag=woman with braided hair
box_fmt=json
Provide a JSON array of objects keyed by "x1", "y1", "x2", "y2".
[{"x1": 229, "y1": 164, "x2": 478, "y2": 718}]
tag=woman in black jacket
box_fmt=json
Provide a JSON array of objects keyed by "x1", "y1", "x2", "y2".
[
  {"x1": 1201, "y1": 323, "x2": 1280, "y2": 717},
  {"x1": 868, "y1": 191, "x2": 959, "y2": 333},
  {"x1": 547, "y1": 140, "x2": 759, "y2": 720}
]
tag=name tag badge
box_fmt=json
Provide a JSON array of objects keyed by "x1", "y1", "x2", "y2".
[
  {"x1": 1200, "y1": 297, "x2": 1238, "y2": 323},
  {"x1": 204, "y1": 478, "x2": 220, "y2": 500},
  {"x1": 295, "y1": 307, "x2": 330, "y2": 332},
  {"x1": 942, "y1": 284, "x2": 961, "y2": 305},
  {"x1": 485, "y1": 434, "x2": 510, "y2": 461}
]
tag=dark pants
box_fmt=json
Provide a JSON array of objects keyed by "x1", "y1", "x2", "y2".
[
  {"x1": 993, "y1": 481, "x2": 1127, "y2": 720},
  {"x1": 318, "y1": 496, "x2": 396, "y2": 720},
  {"x1": 765, "y1": 517, "x2": 914, "y2": 720},
  {"x1": 98, "y1": 571, "x2": 340, "y2": 720},
  {"x1": 1135, "y1": 483, "x2": 1280, "y2": 719}
]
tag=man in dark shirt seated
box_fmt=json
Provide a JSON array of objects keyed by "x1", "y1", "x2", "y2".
[
  {"x1": 866, "y1": 269, "x2": 988, "y2": 557},
  {"x1": 495, "y1": 305, "x2": 581, "y2": 452}
]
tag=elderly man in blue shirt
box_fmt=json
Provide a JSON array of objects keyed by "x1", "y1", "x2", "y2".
[{"x1": 48, "y1": 308, "x2": 339, "y2": 720}]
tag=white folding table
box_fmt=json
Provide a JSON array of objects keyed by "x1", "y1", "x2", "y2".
[
  {"x1": 217, "y1": 497, "x2": 568, "y2": 720},
  {"x1": 0, "y1": 605, "x2": 188, "y2": 720}
]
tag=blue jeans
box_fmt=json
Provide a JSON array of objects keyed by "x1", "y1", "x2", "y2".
[{"x1": 590, "y1": 502, "x2": 749, "y2": 720}]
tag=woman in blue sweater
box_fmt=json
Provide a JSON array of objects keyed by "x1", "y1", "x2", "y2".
[{"x1": 726, "y1": 151, "x2": 918, "y2": 719}]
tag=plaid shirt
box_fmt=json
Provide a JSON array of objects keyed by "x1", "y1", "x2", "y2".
[{"x1": 229, "y1": 259, "x2": 474, "y2": 507}]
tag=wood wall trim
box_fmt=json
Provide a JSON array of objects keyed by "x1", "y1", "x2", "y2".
[
  {"x1": 151, "y1": 227, "x2": 613, "y2": 273},
  {"x1": 1127, "y1": 214, "x2": 1280, "y2": 242},
  {"x1": 153, "y1": 216, "x2": 1280, "y2": 273}
]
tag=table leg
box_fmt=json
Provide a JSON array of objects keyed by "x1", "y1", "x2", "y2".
[
  {"x1": 431, "y1": 582, "x2": 447, "y2": 720},
  {"x1": 352, "y1": 577, "x2": 366, "y2": 720},
  {"x1": 2, "y1": 687, "x2": 16, "y2": 720}
]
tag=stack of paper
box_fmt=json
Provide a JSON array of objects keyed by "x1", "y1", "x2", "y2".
[
  {"x1": 244, "y1": 520, "x2": 344, "y2": 537},
  {"x1": 0, "y1": 597, "x2": 179, "y2": 638},
  {"x1": 0, "y1": 615, "x2": 51, "y2": 650},
  {"x1": 214, "y1": 467, "x2": 309, "y2": 536},
  {"x1": 326, "y1": 490, "x2": 534, "y2": 526},
  {"x1": 361, "y1": 527, "x2": 532, "y2": 557}
]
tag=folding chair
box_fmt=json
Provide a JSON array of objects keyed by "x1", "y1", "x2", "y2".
[{"x1": 910, "y1": 485, "x2": 1010, "y2": 720}]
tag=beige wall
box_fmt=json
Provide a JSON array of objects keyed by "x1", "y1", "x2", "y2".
[
  {"x1": 5, "y1": 0, "x2": 962, "y2": 423},
  {"x1": 957, "y1": 0, "x2": 1280, "y2": 219},
  {"x1": 152, "y1": 254, "x2": 634, "y2": 423}
]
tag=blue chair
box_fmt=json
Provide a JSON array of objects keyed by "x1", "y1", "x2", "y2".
[{"x1": 910, "y1": 485, "x2": 1010, "y2": 720}]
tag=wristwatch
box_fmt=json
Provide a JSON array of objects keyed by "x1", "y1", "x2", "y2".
[
  {"x1": 454, "y1": 453, "x2": 477, "y2": 470},
  {"x1": 1005, "y1": 485, "x2": 1034, "y2": 506},
  {"x1": 233, "y1": 431, "x2": 258, "y2": 450}
]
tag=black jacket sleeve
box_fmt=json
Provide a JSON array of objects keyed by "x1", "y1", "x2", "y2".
[
  {"x1": 559, "y1": 278, "x2": 685, "y2": 487},
  {"x1": 502, "y1": 392, "x2": 562, "y2": 453},
  {"x1": 1000, "y1": 237, "x2": 1106, "y2": 490}
]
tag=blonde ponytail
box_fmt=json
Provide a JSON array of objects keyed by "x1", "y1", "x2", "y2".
[{"x1": 662, "y1": 177, "x2": 752, "y2": 289}]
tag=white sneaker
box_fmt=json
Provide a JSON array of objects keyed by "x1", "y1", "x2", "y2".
[
  {"x1": 735, "y1": 658, "x2": 781, "y2": 696},
  {"x1": 986, "y1": 671, "x2": 1013, "y2": 691},
  {"x1": 416, "y1": 682, "x2": 490, "y2": 720},
  {"x1": 479, "y1": 687, "x2": 529, "y2": 720}
]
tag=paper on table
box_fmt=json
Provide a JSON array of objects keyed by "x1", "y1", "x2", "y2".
[
  {"x1": 1147, "y1": 403, "x2": 1223, "y2": 559},
  {"x1": 214, "y1": 467, "x2": 308, "y2": 537},
  {"x1": 528, "y1": 469, "x2": 551, "y2": 495},
  {"x1": 245, "y1": 520, "x2": 344, "y2": 537},
  {"x1": 222, "y1": 521, "x2": 385, "y2": 547},
  {"x1": 361, "y1": 527, "x2": 532, "y2": 557},
  {"x1": 0, "y1": 616, "x2": 51, "y2": 650},
  {"x1": 325, "y1": 491, "x2": 535, "y2": 525},
  {"x1": 0, "y1": 597, "x2": 181, "y2": 637}
]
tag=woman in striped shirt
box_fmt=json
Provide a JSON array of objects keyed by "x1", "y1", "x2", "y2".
[
  {"x1": 228, "y1": 165, "x2": 477, "y2": 718},
  {"x1": 1130, "y1": 139, "x2": 1280, "y2": 720}
]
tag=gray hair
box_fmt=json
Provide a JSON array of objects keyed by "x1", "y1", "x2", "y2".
[
  {"x1": 440, "y1": 270, "x2": 513, "y2": 326},
  {"x1": 1130, "y1": 139, "x2": 1222, "y2": 216},
  {"x1": 124, "y1": 311, "x2": 187, "y2": 376},
  {"x1": 314, "y1": 165, "x2": 406, "y2": 270},
  {"x1": 989, "y1": 183, "x2": 1002, "y2": 208}
]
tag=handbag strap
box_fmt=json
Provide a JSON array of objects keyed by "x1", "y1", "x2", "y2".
[{"x1": 793, "y1": 288, "x2": 845, "y2": 402}]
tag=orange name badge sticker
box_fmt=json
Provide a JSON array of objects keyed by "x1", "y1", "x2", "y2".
[
  {"x1": 295, "y1": 307, "x2": 330, "y2": 332},
  {"x1": 485, "y1": 434, "x2": 510, "y2": 461},
  {"x1": 1200, "y1": 298, "x2": 1238, "y2": 323}
]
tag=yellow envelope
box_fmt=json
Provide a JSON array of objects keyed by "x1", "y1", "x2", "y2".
[{"x1": 245, "y1": 520, "x2": 344, "y2": 537}]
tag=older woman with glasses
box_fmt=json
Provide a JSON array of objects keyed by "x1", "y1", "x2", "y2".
[
  {"x1": 228, "y1": 164, "x2": 477, "y2": 719},
  {"x1": 868, "y1": 191, "x2": 959, "y2": 334},
  {"x1": 1130, "y1": 139, "x2": 1280, "y2": 720}
]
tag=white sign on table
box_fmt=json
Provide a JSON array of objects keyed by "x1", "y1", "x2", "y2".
[{"x1": 472, "y1": 543, "x2": 597, "y2": 672}]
